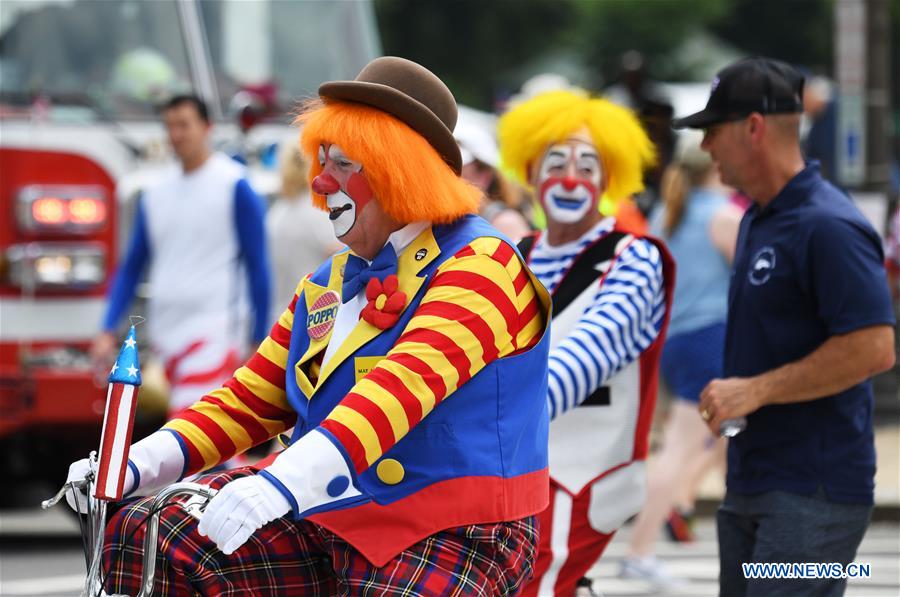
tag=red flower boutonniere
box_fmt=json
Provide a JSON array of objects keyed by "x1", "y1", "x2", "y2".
[{"x1": 361, "y1": 274, "x2": 406, "y2": 330}]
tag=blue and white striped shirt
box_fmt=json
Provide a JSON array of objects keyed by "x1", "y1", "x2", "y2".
[{"x1": 529, "y1": 219, "x2": 666, "y2": 419}]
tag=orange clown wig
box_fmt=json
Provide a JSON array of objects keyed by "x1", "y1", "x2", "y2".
[
  {"x1": 298, "y1": 100, "x2": 481, "y2": 225},
  {"x1": 498, "y1": 90, "x2": 655, "y2": 203}
]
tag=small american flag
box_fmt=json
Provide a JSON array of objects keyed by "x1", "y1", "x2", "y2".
[{"x1": 93, "y1": 324, "x2": 142, "y2": 501}]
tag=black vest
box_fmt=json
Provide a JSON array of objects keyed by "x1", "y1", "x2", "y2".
[{"x1": 518, "y1": 230, "x2": 630, "y2": 407}]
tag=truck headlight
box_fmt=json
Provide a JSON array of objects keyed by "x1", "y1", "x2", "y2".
[{"x1": 5, "y1": 243, "x2": 106, "y2": 289}]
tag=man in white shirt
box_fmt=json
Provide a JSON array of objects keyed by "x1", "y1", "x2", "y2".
[{"x1": 92, "y1": 95, "x2": 271, "y2": 415}]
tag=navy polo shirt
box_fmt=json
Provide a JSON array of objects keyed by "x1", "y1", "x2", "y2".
[{"x1": 725, "y1": 162, "x2": 895, "y2": 505}]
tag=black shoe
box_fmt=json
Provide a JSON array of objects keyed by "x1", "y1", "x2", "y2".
[{"x1": 574, "y1": 576, "x2": 600, "y2": 596}]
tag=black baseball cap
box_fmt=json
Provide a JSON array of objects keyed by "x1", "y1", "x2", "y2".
[{"x1": 672, "y1": 57, "x2": 805, "y2": 129}]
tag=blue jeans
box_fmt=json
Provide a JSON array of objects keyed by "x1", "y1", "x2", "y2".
[{"x1": 717, "y1": 489, "x2": 872, "y2": 597}]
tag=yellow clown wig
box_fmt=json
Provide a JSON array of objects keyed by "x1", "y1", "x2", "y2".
[
  {"x1": 498, "y1": 90, "x2": 655, "y2": 202},
  {"x1": 298, "y1": 100, "x2": 480, "y2": 224}
]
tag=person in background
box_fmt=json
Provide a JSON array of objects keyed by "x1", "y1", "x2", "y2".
[
  {"x1": 620, "y1": 130, "x2": 742, "y2": 589},
  {"x1": 802, "y1": 75, "x2": 838, "y2": 183},
  {"x1": 91, "y1": 94, "x2": 270, "y2": 416},
  {"x1": 266, "y1": 143, "x2": 341, "y2": 315},
  {"x1": 454, "y1": 112, "x2": 533, "y2": 240},
  {"x1": 599, "y1": 192, "x2": 649, "y2": 236},
  {"x1": 677, "y1": 57, "x2": 895, "y2": 597},
  {"x1": 605, "y1": 50, "x2": 677, "y2": 218},
  {"x1": 885, "y1": 205, "x2": 900, "y2": 303},
  {"x1": 499, "y1": 89, "x2": 674, "y2": 597}
]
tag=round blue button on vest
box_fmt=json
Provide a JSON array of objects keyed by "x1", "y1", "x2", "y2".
[{"x1": 326, "y1": 475, "x2": 350, "y2": 497}]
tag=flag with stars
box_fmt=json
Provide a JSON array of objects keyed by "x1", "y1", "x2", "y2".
[{"x1": 94, "y1": 325, "x2": 142, "y2": 501}]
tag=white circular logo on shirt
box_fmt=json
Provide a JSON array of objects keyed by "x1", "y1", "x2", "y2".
[{"x1": 748, "y1": 246, "x2": 776, "y2": 286}]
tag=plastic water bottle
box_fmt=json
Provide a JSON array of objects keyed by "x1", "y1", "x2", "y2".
[{"x1": 719, "y1": 416, "x2": 747, "y2": 438}]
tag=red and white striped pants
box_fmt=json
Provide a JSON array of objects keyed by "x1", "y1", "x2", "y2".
[{"x1": 520, "y1": 478, "x2": 616, "y2": 596}]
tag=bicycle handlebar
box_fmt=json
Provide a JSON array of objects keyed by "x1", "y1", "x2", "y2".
[
  {"x1": 42, "y1": 477, "x2": 91, "y2": 510},
  {"x1": 138, "y1": 482, "x2": 218, "y2": 596},
  {"x1": 42, "y1": 472, "x2": 217, "y2": 597}
]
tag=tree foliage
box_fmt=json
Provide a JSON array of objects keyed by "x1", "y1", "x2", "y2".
[
  {"x1": 375, "y1": 0, "x2": 577, "y2": 109},
  {"x1": 374, "y1": 0, "x2": 893, "y2": 111},
  {"x1": 568, "y1": 0, "x2": 728, "y2": 85},
  {"x1": 710, "y1": 0, "x2": 833, "y2": 75}
]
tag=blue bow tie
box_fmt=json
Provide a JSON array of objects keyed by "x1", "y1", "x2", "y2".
[{"x1": 342, "y1": 244, "x2": 398, "y2": 303}]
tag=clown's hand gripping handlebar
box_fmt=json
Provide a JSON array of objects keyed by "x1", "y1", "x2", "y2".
[{"x1": 42, "y1": 452, "x2": 217, "y2": 597}]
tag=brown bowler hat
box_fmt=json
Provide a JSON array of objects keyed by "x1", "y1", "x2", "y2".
[{"x1": 318, "y1": 56, "x2": 462, "y2": 174}]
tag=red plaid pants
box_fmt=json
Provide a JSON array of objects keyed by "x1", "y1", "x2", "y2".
[{"x1": 102, "y1": 468, "x2": 538, "y2": 596}]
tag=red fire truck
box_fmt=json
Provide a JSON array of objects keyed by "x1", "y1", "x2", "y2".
[{"x1": 0, "y1": 0, "x2": 380, "y2": 491}]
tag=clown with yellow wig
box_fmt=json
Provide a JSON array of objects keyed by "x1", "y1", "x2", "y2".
[
  {"x1": 499, "y1": 90, "x2": 675, "y2": 596},
  {"x1": 63, "y1": 57, "x2": 552, "y2": 596}
]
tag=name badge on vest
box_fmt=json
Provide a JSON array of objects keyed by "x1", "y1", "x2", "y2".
[
  {"x1": 307, "y1": 290, "x2": 340, "y2": 340},
  {"x1": 354, "y1": 356, "x2": 385, "y2": 383}
]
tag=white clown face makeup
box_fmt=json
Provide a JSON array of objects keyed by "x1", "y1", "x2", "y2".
[
  {"x1": 311, "y1": 143, "x2": 374, "y2": 238},
  {"x1": 536, "y1": 140, "x2": 602, "y2": 224}
]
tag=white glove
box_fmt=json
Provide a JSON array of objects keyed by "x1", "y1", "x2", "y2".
[
  {"x1": 197, "y1": 475, "x2": 290, "y2": 555},
  {"x1": 64, "y1": 456, "x2": 140, "y2": 512},
  {"x1": 64, "y1": 458, "x2": 93, "y2": 512}
]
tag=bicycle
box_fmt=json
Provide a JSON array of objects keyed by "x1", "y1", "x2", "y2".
[{"x1": 42, "y1": 451, "x2": 217, "y2": 597}]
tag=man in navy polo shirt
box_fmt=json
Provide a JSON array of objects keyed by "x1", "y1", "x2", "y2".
[{"x1": 674, "y1": 57, "x2": 896, "y2": 596}]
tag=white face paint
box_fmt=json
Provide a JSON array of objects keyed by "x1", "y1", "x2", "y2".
[
  {"x1": 313, "y1": 144, "x2": 373, "y2": 238},
  {"x1": 326, "y1": 191, "x2": 356, "y2": 237},
  {"x1": 537, "y1": 141, "x2": 602, "y2": 224}
]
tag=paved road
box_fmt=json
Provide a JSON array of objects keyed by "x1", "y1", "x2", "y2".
[
  {"x1": 591, "y1": 520, "x2": 900, "y2": 596},
  {"x1": 1, "y1": 506, "x2": 897, "y2": 596}
]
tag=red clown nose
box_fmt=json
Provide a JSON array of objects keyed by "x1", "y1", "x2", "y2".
[
  {"x1": 312, "y1": 173, "x2": 340, "y2": 195},
  {"x1": 561, "y1": 177, "x2": 579, "y2": 191}
]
